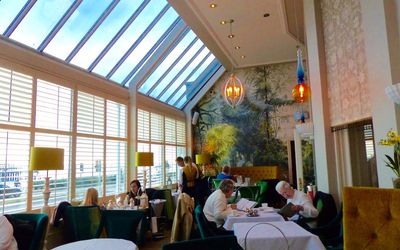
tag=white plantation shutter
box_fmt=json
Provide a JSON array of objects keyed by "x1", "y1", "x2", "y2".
[
  {"x1": 0, "y1": 129, "x2": 30, "y2": 214},
  {"x1": 137, "y1": 109, "x2": 150, "y2": 141},
  {"x1": 150, "y1": 144, "x2": 162, "y2": 187},
  {"x1": 137, "y1": 109, "x2": 186, "y2": 188},
  {"x1": 32, "y1": 133, "x2": 71, "y2": 208},
  {"x1": 165, "y1": 118, "x2": 176, "y2": 144},
  {"x1": 176, "y1": 121, "x2": 186, "y2": 145},
  {"x1": 75, "y1": 137, "x2": 104, "y2": 200},
  {"x1": 106, "y1": 140, "x2": 127, "y2": 196},
  {"x1": 36, "y1": 79, "x2": 72, "y2": 131},
  {"x1": 165, "y1": 145, "x2": 177, "y2": 183},
  {"x1": 106, "y1": 100, "x2": 126, "y2": 138},
  {"x1": 77, "y1": 91, "x2": 104, "y2": 135},
  {"x1": 0, "y1": 67, "x2": 32, "y2": 126},
  {"x1": 151, "y1": 113, "x2": 163, "y2": 143}
]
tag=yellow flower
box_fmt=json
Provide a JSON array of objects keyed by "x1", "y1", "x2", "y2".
[{"x1": 379, "y1": 129, "x2": 400, "y2": 177}]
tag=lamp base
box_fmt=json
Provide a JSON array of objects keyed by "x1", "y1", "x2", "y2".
[{"x1": 42, "y1": 177, "x2": 51, "y2": 215}]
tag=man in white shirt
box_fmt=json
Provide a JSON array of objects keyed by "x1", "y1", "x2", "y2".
[
  {"x1": 275, "y1": 180, "x2": 319, "y2": 219},
  {"x1": 203, "y1": 179, "x2": 237, "y2": 228}
]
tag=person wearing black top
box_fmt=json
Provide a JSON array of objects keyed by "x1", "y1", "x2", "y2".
[{"x1": 127, "y1": 180, "x2": 143, "y2": 206}]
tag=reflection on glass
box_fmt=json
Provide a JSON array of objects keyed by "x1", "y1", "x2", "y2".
[
  {"x1": 139, "y1": 30, "x2": 196, "y2": 93},
  {"x1": 10, "y1": 0, "x2": 73, "y2": 49},
  {"x1": 70, "y1": 0, "x2": 143, "y2": 69},
  {"x1": 44, "y1": 0, "x2": 113, "y2": 60},
  {"x1": 110, "y1": 7, "x2": 178, "y2": 83},
  {"x1": 92, "y1": 0, "x2": 167, "y2": 77},
  {"x1": 0, "y1": 0, "x2": 28, "y2": 34},
  {"x1": 149, "y1": 39, "x2": 203, "y2": 98}
]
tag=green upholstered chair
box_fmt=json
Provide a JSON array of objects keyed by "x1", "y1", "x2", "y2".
[
  {"x1": 9, "y1": 213, "x2": 48, "y2": 250},
  {"x1": 101, "y1": 209, "x2": 147, "y2": 245},
  {"x1": 194, "y1": 205, "x2": 216, "y2": 238},
  {"x1": 162, "y1": 189, "x2": 175, "y2": 221},
  {"x1": 212, "y1": 179, "x2": 223, "y2": 190},
  {"x1": 255, "y1": 180, "x2": 268, "y2": 205},
  {"x1": 64, "y1": 206, "x2": 102, "y2": 242},
  {"x1": 162, "y1": 235, "x2": 242, "y2": 250},
  {"x1": 233, "y1": 186, "x2": 260, "y2": 203}
]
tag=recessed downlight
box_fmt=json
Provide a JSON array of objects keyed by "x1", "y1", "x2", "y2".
[
  {"x1": 209, "y1": 3, "x2": 217, "y2": 8},
  {"x1": 234, "y1": 46, "x2": 240, "y2": 50},
  {"x1": 263, "y1": 13, "x2": 270, "y2": 17},
  {"x1": 228, "y1": 34, "x2": 235, "y2": 39},
  {"x1": 241, "y1": 55, "x2": 246, "y2": 59}
]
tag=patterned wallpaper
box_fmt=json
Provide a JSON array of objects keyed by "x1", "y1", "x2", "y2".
[{"x1": 321, "y1": 0, "x2": 371, "y2": 126}]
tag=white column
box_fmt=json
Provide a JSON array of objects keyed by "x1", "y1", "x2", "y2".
[
  {"x1": 303, "y1": 0, "x2": 338, "y2": 196},
  {"x1": 360, "y1": 0, "x2": 400, "y2": 187}
]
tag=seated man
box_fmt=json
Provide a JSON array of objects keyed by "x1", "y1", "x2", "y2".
[
  {"x1": 203, "y1": 179, "x2": 236, "y2": 233},
  {"x1": 275, "y1": 180, "x2": 319, "y2": 220},
  {"x1": 216, "y1": 166, "x2": 237, "y2": 182}
]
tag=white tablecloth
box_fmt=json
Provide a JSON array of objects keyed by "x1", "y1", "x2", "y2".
[
  {"x1": 233, "y1": 221, "x2": 325, "y2": 250},
  {"x1": 53, "y1": 238, "x2": 138, "y2": 250},
  {"x1": 223, "y1": 209, "x2": 284, "y2": 230}
]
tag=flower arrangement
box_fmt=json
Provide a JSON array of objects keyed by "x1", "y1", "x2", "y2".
[{"x1": 379, "y1": 129, "x2": 400, "y2": 177}]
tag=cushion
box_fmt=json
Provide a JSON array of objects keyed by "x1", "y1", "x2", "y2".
[
  {"x1": 5, "y1": 215, "x2": 36, "y2": 250},
  {"x1": 0, "y1": 215, "x2": 18, "y2": 250}
]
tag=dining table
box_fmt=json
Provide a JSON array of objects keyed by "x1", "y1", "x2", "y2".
[
  {"x1": 223, "y1": 208, "x2": 284, "y2": 230},
  {"x1": 53, "y1": 238, "x2": 138, "y2": 250},
  {"x1": 233, "y1": 221, "x2": 325, "y2": 250}
]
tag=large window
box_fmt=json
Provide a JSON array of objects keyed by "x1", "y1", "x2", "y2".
[
  {"x1": 0, "y1": 65, "x2": 128, "y2": 213},
  {"x1": 137, "y1": 109, "x2": 186, "y2": 188}
]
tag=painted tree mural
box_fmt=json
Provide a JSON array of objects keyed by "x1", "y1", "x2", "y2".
[{"x1": 194, "y1": 62, "x2": 303, "y2": 170}]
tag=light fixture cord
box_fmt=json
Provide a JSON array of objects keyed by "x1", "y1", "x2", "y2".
[
  {"x1": 229, "y1": 20, "x2": 235, "y2": 73},
  {"x1": 293, "y1": 0, "x2": 300, "y2": 49}
]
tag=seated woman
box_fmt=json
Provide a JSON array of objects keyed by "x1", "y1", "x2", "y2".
[
  {"x1": 127, "y1": 180, "x2": 143, "y2": 206},
  {"x1": 81, "y1": 187, "x2": 99, "y2": 206},
  {"x1": 216, "y1": 166, "x2": 237, "y2": 182}
]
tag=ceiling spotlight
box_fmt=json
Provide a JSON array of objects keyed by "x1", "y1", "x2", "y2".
[
  {"x1": 234, "y1": 46, "x2": 240, "y2": 50},
  {"x1": 209, "y1": 3, "x2": 217, "y2": 8},
  {"x1": 263, "y1": 13, "x2": 270, "y2": 17},
  {"x1": 241, "y1": 55, "x2": 246, "y2": 59},
  {"x1": 220, "y1": 20, "x2": 227, "y2": 25},
  {"x1": 228, "y1": 34, "x2": 235, "y2": 39}
]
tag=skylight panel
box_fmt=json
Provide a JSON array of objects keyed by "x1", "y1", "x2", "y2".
[
  {"x1": 70, "y1": 0, "x2": 144, "y2": 69},
  {"x1": 138, "y1": 30, "x2": 196, "y2": 94},
  {"x1": 148, "y1": 39, "x2": 204, "y2": 98},
  {"x1": 92, "y1": 0, "x2": 168, "y2": 77},
  {"x1": 109, "y1": 7, "x2": 179, "y2": 84},
  {"x1": 188, "y1": 54, "x2": 216, "y2": 82},
  {"x1": 9, "y1": 0, "x2": 73, "y2": 49},
  {"x1": 159, "y1": 47, "x2": 209, "y2": 102},
  {"x1": 43, "y1": 0, "x2": 113, "y2": 60},
  {"x1": 0, "y1": 0, "x2": 28, "y2": 34}
]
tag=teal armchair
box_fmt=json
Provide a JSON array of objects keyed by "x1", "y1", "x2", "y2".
[
  {"x1": 63, "y1": 206, "x2": 102, "y2": 242},
  {"x1": 100, "y1": 209, "x2": 147, "y2": 245},
  {"x1": 9, "y1": 213, "x2": 48, "y2": 250}
]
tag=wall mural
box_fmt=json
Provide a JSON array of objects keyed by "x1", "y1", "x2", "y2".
[{"x1": 193, "y1": 62, "x2": 309, "y2": 175}]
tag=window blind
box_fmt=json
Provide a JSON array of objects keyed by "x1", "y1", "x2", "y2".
[{"x1": 0, "y1": 67, "x2": 32, "y2": 126}]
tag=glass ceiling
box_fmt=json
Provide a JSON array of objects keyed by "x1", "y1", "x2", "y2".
[{"x1": 0, "y1": 0, "x2": 223, "y2": 109}]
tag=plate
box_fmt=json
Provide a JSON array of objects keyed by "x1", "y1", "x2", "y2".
[{"x1": 246, "y1": 214, "x2": 259, "y2": 217}]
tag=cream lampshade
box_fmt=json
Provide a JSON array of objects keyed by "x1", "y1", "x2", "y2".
[
  {"x1": 135, "y1": 152, "x2": 153, "y2": 189},
  {"x1": 29, "y1": 147, "x2": 64, "y2": 214}
]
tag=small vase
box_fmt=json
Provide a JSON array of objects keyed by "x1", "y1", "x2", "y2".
[{"x1": 393, "y1": 177, "x2": 400, "y2": 189}]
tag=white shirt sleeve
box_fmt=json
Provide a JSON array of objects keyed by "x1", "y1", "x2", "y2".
[
  {"x1": 289, "y1": 190, "x2": 319, "y2": 218},
  {"x1": 178, "y1": 167, "x2": 183, "y2": 185},
  {"x1": 0, "y1": 216, "x2": 18, "y2": 250}
]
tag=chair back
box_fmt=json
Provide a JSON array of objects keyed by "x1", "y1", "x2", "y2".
[
  {"x1": 101, "y1": 209, "x2": 147, "y2": 245},
  {"x1": 9, "y1": 213, "x2": 48, "y2": 250},
  {"x1": 313, "y1": 191, "x2": 337, "y2": 227},
  {"x1": 343, "y1": 187, "x2": 400, "y2": 249},
  {"x1": 212, "y1": 179, "x2": 222, "y2": 190},
  {"x1": 256, "y1": 180, "x2": 268, "y2": 204},
  {"x1": 64, "y1": 206, "x2": 102, "y2": 242},
  {"x1": 194, "y1": 204, "x2": 215, "y2": 238},
  {"x1": 234, "y1": 186, "x2": 260, "y2": 202},
  {"x1": 162, "y1": 235, "x2": 241, "y2": 250}
]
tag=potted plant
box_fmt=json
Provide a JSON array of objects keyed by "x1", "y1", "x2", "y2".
[{"x1": 379, "y1": 129, "x2": 400, "y2": 188}]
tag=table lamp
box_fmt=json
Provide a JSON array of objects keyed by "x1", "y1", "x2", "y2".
[
  {"x1": 135, "y1": 152, "x2": 153, "y2": 189},
  {"x1": 29, "y1": 147, "x2": 64, "y2": 214},
  {"x1": 195, "y1": 153, "x2": 211, "y2": 165}
]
